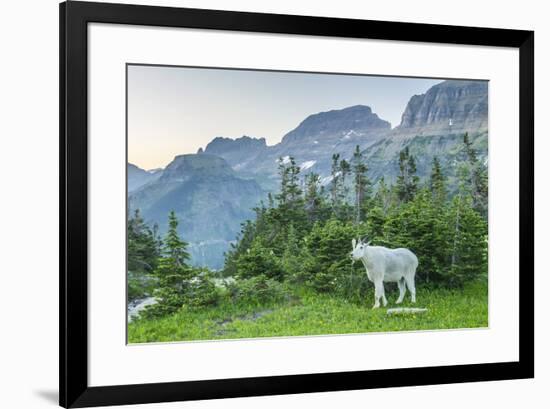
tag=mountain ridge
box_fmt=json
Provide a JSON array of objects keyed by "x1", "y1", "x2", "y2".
[
  {"x1": 129, "y1": 79, "x2": 488, "y2": 269},
  {"x1": 128, "y1": 154, "x2": 265, "y2": 269}
]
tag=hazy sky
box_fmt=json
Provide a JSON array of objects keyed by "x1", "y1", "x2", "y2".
[{"x1": 128, "y1": 65, "x2": 441, "y2": 170}]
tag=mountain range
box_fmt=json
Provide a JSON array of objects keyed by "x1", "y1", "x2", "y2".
[{"x1": 128, "y1": 79, "x2": 489, "y2": 269}]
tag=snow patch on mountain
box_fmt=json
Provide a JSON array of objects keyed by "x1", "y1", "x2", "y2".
[
  {"x1": 342, "y1": 130, "x2": 359, "y2": 139},
  {"x1": 300, "y1": 160, "x2": 316, "y2": 171},
  {"x1": 320, "y1": 171, "x2": 341, "y2": 186}
]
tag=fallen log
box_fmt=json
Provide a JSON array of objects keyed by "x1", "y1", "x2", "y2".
[{"x1": 386, "y1": 307, "x2": 428, "y2": 315}]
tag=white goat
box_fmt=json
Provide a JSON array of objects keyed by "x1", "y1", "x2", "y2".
[{"x1": 350, "y1": 238, "x2": 418, "y2": 309}]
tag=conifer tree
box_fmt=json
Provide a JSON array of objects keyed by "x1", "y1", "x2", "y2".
[
  {"x1": 445, "y1": 163, "x2": 488, "y2": 286},
  {"x1": 127, "y1": 208, "x2": 162, "y2": 301},
  {"x1": 236, "y1": 239, "x2": 284, "y2": 281},
  {"x1": 304, "y1": 173, "x2": 323, "y2": 224},
  {"x1": 281, "y1": 223, "x2": 301, "y2": 278},
  {"x1": 446, "y1": 194, "x2": 487, "y2": 286},
  {"x1": 146, "y1": 211, "x2": 193, "y2": 316},
  {"x1": 462, "y1": 133, "x2": 488, "y2": 217},
  {"x1": 286, "y1": 157, "x2": 302, "y2": 205},
  {"x1": 351, "y1": 145, "x2": 370, "y2": 224},
  {"x1": 429, "y1": 156, "x2": 446, "y2": 203},
  {"x1": 396, "y1": 146, "x2": 419, "y2": 203},
  {"x1": 373, "y1": 177, "x2": 394, "y2": 216},
  {"x1": 127, "y1": 208, "x2": 161, "y2": 274},
  {"x1": 339, "y1": 158, "x2": 351, "y2": 201},
  {"x1": 329, "y1": 153, "x2": 342, "y2": 211},
  {"x1": 276, "y1": 156, "x2": 302, "y2": 208},
  {"x1": 267, "y1": 192, "x2": 275, "y2": 209},
  {"x1": 273, "y1": 156, "x2": 305, "y2": 236},
  {"x1": 276, "y1": 157, "x2": 290, "y2": 206},
  {"x1": 223, "y1": 219, "x2": 256, "y2": 277}
]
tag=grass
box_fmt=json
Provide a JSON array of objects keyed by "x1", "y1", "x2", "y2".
[{"x1": 127, "y1": 281, "x2": 488, "y2": 343}]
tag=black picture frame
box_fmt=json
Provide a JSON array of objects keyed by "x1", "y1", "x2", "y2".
[{"x1": 59, "y1": 1, "x2": 534, "y2": 407}]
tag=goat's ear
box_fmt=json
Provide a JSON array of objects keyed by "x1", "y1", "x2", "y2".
[
  {"x1": 365, "y1": 241, "x2": 371, "y2": 247},
  {"x1": 352, "y1": 238, "x2": 356, "y2": 249}
]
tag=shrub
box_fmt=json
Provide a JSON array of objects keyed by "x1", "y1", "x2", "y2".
[
  {"x1": 226, "y1": 275, "x2": 289, "y2": 305},
  {"x1": 236, "y1": 240, "x2": 285, "y2": 281},
  {"x1": 301, "y1": 219, "x2": 360, "y2": 292},
  {"x1": 185, "y1": 273, "x2": 221, "y2": 308}
]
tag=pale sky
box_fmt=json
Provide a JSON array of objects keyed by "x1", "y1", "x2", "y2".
[{"x1": 127, "y1": 64, "x2": 441, "y2": 170}]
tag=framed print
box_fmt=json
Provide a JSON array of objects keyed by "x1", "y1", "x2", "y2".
[{"x1": 60, "y1": 1, "x2": 534, "y2": 407}]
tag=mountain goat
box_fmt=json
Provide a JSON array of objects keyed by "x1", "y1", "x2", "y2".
[{"x1": 350, "y1": 238, "x2": 418, "y2": 309}]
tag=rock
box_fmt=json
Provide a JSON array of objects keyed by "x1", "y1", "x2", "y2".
[{"x1": 128, "y1": 297, "x2": 157, "y2": 322}]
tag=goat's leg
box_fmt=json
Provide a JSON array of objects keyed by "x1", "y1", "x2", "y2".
[
  {"x1": 372, "y1": 286, "x2": 380, "y2": 309},
  {"x1": 396, "y1": 278, "x2": 406, "y2": 304},
  {"x1": 372, "y1": 281, "x2": 383, "y2": 309},
  {"x1": 405, "y1": 275, "x2": 416, "y2": 303}
]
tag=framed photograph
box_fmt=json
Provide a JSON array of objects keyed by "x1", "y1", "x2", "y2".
[{"x1": 60, "y1": 1, "x2": 534, "y2": 407}]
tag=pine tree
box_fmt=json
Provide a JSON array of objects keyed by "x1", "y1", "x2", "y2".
[
  {"x1": 273, "y1": 156, "x2": 305, "y2": 236},
  {"x1": 304, "y1": 173, "x2": 323, "y2": 224},
  {"x1": 236, "y1": 239, "x2": 284, "y2": 281},
  {"x1": 462, "y1": 133, "x2": 488, "y2": 217},
  {"x1": 276, "y1": 157, "x2": 290, "y2": 206},
  {"x1": 429, "y1": 156, "x2": 446, "y2": 203},
  {"x1": 396, "y1": 146, "x2": 419, "y2": 203},
  {"x1": 286, "y1": 157, "x2": 302, "y2": 205},
  {"x1": 329, "y1": 153, "x2": 342, "y2": 211},
  {"x1": 276, "y1": 157, "x2": 302, "y2": 207},
  {"x1": 146, "y1": 211, "x2": 193, "y2": 316},
  {"x1": 267, "y1": 192, "x2": 275, "y2": 209},
  {"x1": 351, "y1": 145, "x2": 370, "y2": 225},
  {"x1": 446, "y1": 194, "x2": 487, "y2": 286},
  {"x1": 302, "y1": 219, "x2": 358, "y2": 292},
  {"x1": 127, "y1": 208, "x2": 161, "y2": 274},
  {"x1": 281, "y1": 223, "x2": 301, "y2": 279},
  {"x1": 463, "y1": 132, "x2": 476, "y2": 163},
  {"x1": 373, "y1": 177, "x2": 394, "y2": 216},
  {"x1": 223, "y1": 219, "x2": 256, "y2": 277},
  {"x1": 444, "y1": 163, "x2": 488, "y2": 287},
  {"x1": 339, "y1": 158, "x2": 351, "y2": 201},
  {"x1": 276, "y1": 156, "x2": 302, "y2": 208},
  {"x1": 328, "y1": 153, "x2": 355, "y2": 221},
  {"x1": 162, "y1": 211, "x2": 190, "y2": 268},
  {"x1": 127, "y1": 208, "x2": 162, "y2": 301}
]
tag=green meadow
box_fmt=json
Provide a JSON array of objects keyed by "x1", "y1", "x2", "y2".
[{"x1": 128, "y1": 281, "x2": 487, "y2": 343}]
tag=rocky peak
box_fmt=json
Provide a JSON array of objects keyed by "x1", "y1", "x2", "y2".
[
  {"x1": 160, "y1": 153, "x2": 234, "y2": 182},
  {"x1": 204, "y1": 136, "x2": 268, "y2": 168},
  {"x1": 396, "y1": 80, "x2": 488, "y2": 135},
  {"x1": 281, "y1": 105, "x2": 391, "y2": 145},
  {"x1": 205, "y1": 135, "x2": 267, "y2": 155}
]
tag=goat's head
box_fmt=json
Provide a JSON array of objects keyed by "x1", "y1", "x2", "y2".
[{"x1": 350, "y1": 237, "x2": 371, "y2": 261}]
